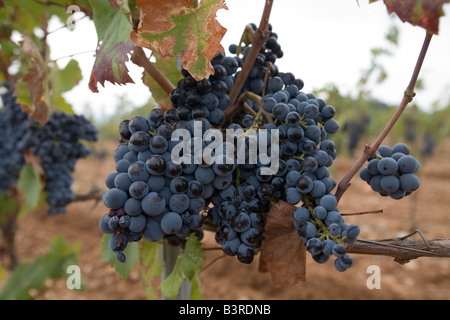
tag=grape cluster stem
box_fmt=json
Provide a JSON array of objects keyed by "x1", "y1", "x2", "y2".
[{"x1": 223, "y1": 0, "x2": 274, "y2": 123}]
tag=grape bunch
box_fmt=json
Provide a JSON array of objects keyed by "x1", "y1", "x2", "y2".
[
  {"x1": 0, "y1": 85, "x2": 34, "y2": 194},
  {"x1": 293, "y1": 195, "x2": 359, "y2": 272},
  {"x1": 1, "y1": 82, "x2": 99, "y2": 215},
  {"x1": 359, "y1": 143, "x2": 420, "y2": 199},
  {"x1": 233, "y1": 85, "x2": 357, "y2": 270},
  {"x1": 101, "y1": 23, "x2": 361, "y2": 272},
  {"x1": 30, "y1": 113, "x2": 98, "y2": 215}
]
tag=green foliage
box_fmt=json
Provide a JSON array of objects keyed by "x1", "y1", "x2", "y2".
[
  {"x1": 139, "y1": 241, "x2": 163, "y2": 300},
  {"x1": 16, "y1": 164, "x2": 43, "y2": 219},
  {"x1": 0, "y1": 194, "x2": 18, "y2": 224},
  {"x1": 385, "y1": 24, "x2": 400, "y2": 45},
  {"x1": 100, "y1": 234, "x2": 139, "y2": 280},
  {"x1": 0, "y1": 236, "x2": 80, "y2": 300},
  {"x1": 189, "y1": 272, "x2": 204, "y2": 300},
  {"x1": 48, "y1": 59, "x2": 83, "y2": 114},
  {"x1": 160, "y1": 234, "x2": 205, "y2": 300}
]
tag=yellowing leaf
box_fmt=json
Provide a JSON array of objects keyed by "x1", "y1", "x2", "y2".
[
  {"x1": 259, "y1": 201, "x2": 306, "y2": 287},
  {"x1": 371, "y1": 0, "x2": 450, "y2": 34},
  {"x1": 131, "y1": 0, "x2": 228, "y2": 80}
]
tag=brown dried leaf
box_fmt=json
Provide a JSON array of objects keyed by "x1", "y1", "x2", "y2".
[
  {"x1": 260, "y1": 201, "x2": 306, "y2": 287},
  {"x1": 16, "y1": 35, "x2": 49, "y2": 125}
]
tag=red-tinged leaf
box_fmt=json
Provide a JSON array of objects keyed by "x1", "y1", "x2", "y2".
[
  {"x1": 88, "y1": 0, "x2": 135, "y2": 93},
  {"x1": 259, "y1": 201, "x2": 306, "y2": 287},
  {"x1": 15, "y1": 34, "x2": 49, "y2": 125},
  {"x1": 131, "y1": 0, "x2": 228, "y2": 80},
  {"x1": 370, "y1": 0, "x2": 450, "y2": 34}
]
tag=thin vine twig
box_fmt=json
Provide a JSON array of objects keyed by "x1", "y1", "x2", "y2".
[
  {"x1": 49, "y1": 49, "x2": 96, "y2": 63},
  {"x1": 335, "y1": 31, "x2": 433, "y2": 203},
  {"x1": 340, "y1": 209, "x2": 383, "y2": 216},
  {"x1": 222, "y1": 0, "x2": 274, "y2": 124}
]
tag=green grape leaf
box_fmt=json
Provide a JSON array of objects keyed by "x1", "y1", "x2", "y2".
[
  {"x1": 100, "y1": 234, "x2": 139, "y2": 280},
  {"x1": 88, "y1": 0, "x2": 135, "y2": 93},
  {"x1": 370, "y1": 0, "x2": 450, "y2": 34},
  {"x1": 17, "y1": 164, "x2": 42, "y2": 219},
  {"x1": 139, "y1": 241, "x2": 163, "y2": 300},
  {"x1": 48, "y1": 59, "x2": 83, "y2": 114},
  {"x1": 0, "y1": 236, "x2": 80, "y2": 300},
  {"x1": 189, "y1": 272, "x2": 204, "y2": 300},
  {"x1": 159, "y1": 234, "x2": 205, "y2": 300},
  {"x1": 50, "y1": 59, "x2": 82, "y2": 95},
  {"x1": 131, "y1": 0, "x2": 228, "y2": 81}
]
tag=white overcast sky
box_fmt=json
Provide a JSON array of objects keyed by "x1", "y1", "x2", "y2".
[{"x1": 46, "y1": 0, "x2": 450, "y2": 121}]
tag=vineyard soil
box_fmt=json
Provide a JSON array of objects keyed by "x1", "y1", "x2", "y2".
[{"x1": 11, "y1": 139, "x2": 450, "y2": 300}]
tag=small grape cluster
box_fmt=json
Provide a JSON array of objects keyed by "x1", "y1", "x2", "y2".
[
  {"x1": 255, "y1": 85, "x2": 357, "y2": 271},
  {"x1": 293, "y1": 195, "x2": 359, "y2": 272},
  {"x1": 360, "y1": 143, "x2": 420, "y2": 199},
  {"x1": 30, "y1": 113, "x2": 98, "y2": 215},
  {"x1": 0, "y1": 86, "x2": 34, "y2": 194}
]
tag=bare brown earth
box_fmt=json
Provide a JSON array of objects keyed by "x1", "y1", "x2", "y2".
[{"x1": 11, "y1": 139, "x2": 450, "y2": 300}]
